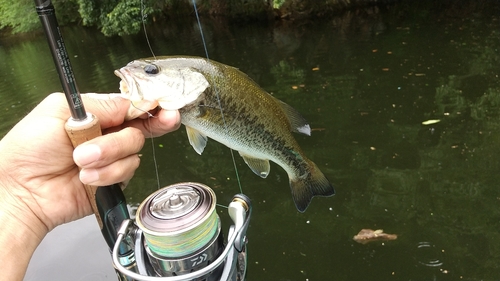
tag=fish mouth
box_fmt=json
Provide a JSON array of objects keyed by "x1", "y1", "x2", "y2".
[
  {"x1": 114, "y1": 68, "x2": 134, "y2": 97},
  {"x1": 113, "y1": 69, "x2": 125, "y2": 82}
]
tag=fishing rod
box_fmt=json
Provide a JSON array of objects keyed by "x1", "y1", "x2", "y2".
[{"x1": 34, "y1": 1, "x2": 136, "y2": 279}]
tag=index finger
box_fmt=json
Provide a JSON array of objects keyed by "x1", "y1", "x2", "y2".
[
  {"x1": 123, "y1": 109, "x2": 181, "y2": 138},
  {"x1": 81, "y1": 94, "x2": 181, "y2": 137}
]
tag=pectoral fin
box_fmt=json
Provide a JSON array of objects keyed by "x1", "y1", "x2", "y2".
[
  {"x1": 239, "y1": 152, "x2": 270, "y2": 178},
  {"x1": 186, "y1": 126, "x2": 207, "y2": 155}
]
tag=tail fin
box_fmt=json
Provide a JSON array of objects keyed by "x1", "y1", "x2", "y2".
[{"x1": 290, "y1": 160, "x2": 335, "y2": 212}]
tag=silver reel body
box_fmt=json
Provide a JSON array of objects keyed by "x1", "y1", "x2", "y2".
[{"x1": 112, "y1": 183, "x2": 251, "y2": 281}]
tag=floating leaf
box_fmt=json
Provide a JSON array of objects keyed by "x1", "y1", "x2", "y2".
[
  {"x1": 353, "y1": 229, "x2": 398, "y2": 245},
  {"x1": 422, "y1": 119, "x2": 441, "y2": 125}
]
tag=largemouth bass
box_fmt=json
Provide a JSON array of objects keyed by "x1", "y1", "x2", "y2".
[{"x1": 114, "y1": 56, "x2": 335, "y2": 212}]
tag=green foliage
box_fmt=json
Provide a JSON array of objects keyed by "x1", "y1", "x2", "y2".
[
  {"x1": 0, "y1": 0, "x2": 42, "y2": 33},
  {"x1": 0, "y1": 0, "x2": 160, "y2": 36},
  {"x1": 0, "y1": 0, "x2": 281, "y2": 36},
  {"x1": 99, "y1": 0, "x2": 142, "y2": 36},
  {"x1": 0, "y1": 0, "x2": 80, "y2": 34},
  {"x1": 77, "y1": 0, "x2": 160, "y2": 36},
  {"x1": 273, "y1": 0, "x2": 286, "y2": 9}
]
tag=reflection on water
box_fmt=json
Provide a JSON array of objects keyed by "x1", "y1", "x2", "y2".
[{"x1": 2, "y1": 1, "x2": 500, "y2": 280}]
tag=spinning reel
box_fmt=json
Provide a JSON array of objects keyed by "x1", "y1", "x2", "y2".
[{"x1": 111, "y1": 183, "x2": 251, "y2": 281}]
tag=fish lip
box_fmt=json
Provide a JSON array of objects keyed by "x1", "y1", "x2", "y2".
[
  {"x1": 113, "y1": 69, "x2": 124, "y2": 80},
  {"x1": 114, "y1": 67, "x2": 136, "y2": 97}
]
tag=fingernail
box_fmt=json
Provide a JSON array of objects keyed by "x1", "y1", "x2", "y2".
[
  {"x1": 79, "y1": 169, "x2": 99, "y2": 184},
  {"x1": 74, "y1": 144, "x2": 101, "y2": 166}
]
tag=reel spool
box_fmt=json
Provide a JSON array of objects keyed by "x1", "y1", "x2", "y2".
[
  {"x1": 137, "y1": 183, "x2": 221, "y2": 277},
  {"x1": 112, "y1": 182, "x2": 251, "y2": 281}
]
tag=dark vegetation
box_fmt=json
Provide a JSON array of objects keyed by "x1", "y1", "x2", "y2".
[{"x1": 1, "y1": 0, "x2": 399, "y2": 36}]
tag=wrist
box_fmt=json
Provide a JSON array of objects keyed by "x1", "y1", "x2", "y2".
[{"x1": 0, "y1": 175, "x2": 47, "y2": 280}]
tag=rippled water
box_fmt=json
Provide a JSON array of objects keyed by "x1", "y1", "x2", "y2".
[{"x1": 2, "y1": 1, "x2": 500, "y2": 280}]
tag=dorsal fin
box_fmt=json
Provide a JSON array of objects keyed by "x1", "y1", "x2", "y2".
[{"x1": 274, "y1": 98, "x2": 311, "y2": 136}]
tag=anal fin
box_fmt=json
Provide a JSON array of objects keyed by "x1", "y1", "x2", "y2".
[{"x1": 239, "y1": 152, "x2": 270, "y2": 178}]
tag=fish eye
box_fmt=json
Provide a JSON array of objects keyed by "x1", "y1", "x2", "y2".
[{"x1": 144, "y1": 64, "x2": 159, "y2": 75}]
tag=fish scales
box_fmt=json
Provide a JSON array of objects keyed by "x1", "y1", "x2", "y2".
[
  {"x1": 186, "y1": 64, "x2": 308, "y2": 176},
  {"x1": 115, "y1": 56, "x2": 335, "y2": 212},
  {"x1": 181, "y1": 64, "x2": 297, "y2": 161}
]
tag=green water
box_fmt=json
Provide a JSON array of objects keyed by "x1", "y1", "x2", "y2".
[{"x1": 2, "y1": 1, "x2": 500, "y2": 280}]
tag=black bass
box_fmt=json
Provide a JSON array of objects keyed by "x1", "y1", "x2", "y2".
[{"x1": 114, "y1": 56, "x2": 334, "y2": 212}]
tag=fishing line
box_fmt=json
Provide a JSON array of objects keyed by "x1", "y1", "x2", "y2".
[
  {"x1": 138, "y1": 1, "x2": 244, "y2": 197},
  {"x1": 141, "y1": 0, "x2": 156, "y2": 60},
  {"x1": 130, "y1": 100, "x2": 162, "y2": 190},
  {"x1": 138, "y1": 0, "x2": 161, "y2": 190},
  {"x1": 191, "y1": 0, "x2": 244, "y2": 195},
  {"x1": 192, "y1": 0, "x2": 210, "y2": 60},
  {"x1": 146, "y1": 114, "x2": 161, "y2": 190}
]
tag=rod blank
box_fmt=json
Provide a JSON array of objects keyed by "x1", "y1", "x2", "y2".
[{"x1": 35, "y1": 0, "x2": 86, "y2": 121}]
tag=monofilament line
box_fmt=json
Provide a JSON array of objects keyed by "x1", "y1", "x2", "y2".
[
  {"x1": 148, "y1": 118, "x2": 161, "y2": 190},
  {"x1": 191, "y1": 0, "x2": 244, "y2": 195},
  {"x1": 141, "y1": 0, "x2": 156, "y2": 60},
  {"x1": 131, "y1": 101, "x2": 162, "y2": 190},
  {"x1": 139, "y1": 0, "x2": 161, "y2": 190}
]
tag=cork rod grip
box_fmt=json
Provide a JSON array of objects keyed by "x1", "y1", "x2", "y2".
[{"x1": 65, "y1": 114, "x2": 104, "y2": 229}]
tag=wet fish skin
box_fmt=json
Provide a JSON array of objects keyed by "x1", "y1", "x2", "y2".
[{"x1": 115, "y1": 56, "x2": 335, "y2": 212}]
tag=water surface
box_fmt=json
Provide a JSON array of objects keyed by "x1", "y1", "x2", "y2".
[{"x1": 2, "y1": 2, "x2": 500, "y2": 280}]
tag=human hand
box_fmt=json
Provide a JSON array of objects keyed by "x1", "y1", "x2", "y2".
[{"x1": 0, "y1": 93, "x2": 180, "y2": 237}]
